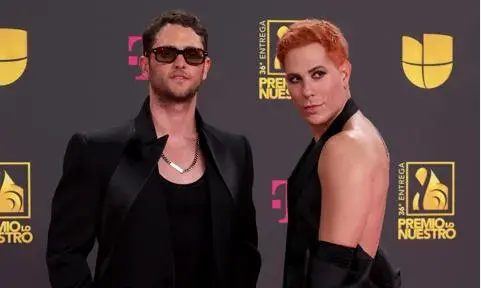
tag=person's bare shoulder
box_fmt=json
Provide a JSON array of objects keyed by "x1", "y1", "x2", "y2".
[
  {"x1": 316, "y1": 130, "x2": 378, "y2": 244},
  {"x1": 319, "y1": 129, "x2": 376, "y2": 173}
]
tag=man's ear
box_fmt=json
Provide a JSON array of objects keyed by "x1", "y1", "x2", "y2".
[
  {"x1": 202, "y1": 57, "x2": 211, "y2": 80},
  {"x1": 340, "y1": 60, "x2": 352, "y2": 89},
  {"x1": 139, "y1": 55, "x2": 150, "y2": 79}
]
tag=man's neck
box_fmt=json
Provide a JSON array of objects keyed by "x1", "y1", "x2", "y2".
[
  {"x1": 149, "y1": 94, "x2": 198, "y2": 141},
  {"x1": 312, "y1": 94, "x2": 351, "y2": 142}
]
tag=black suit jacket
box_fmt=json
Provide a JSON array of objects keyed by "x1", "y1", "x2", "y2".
[{"x1": 46, "y1": 99, "x2": 261, "y2": 288}]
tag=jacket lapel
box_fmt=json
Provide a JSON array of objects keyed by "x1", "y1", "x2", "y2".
[
  {"x1": 99, "y1": 98, "x2": 169, "y2": 278},
  {"x1": 198, "y1": 112, "x2": 239, "y2": 200},
  {"x1": 287, "y1": 139, "x2": 320, "y2": 202},
  {"x1": 197, "y1": 111, "x2": 239, "y2": 282}
]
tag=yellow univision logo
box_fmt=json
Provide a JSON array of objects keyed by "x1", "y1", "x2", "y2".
[
  {"x1": 402, "y1": 34, "x2": 453, "y2": 89},
  {"x1": 0, "y1": 28, "x2": 28, "y2": 86}
]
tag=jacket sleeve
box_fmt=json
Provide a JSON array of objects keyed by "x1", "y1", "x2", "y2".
[
  {"x1": 231, "y1": 136, "x2": 262, "y2": 288},
  {"x1": 46, "y1": 133, "x2": 101, "y2": 288}
]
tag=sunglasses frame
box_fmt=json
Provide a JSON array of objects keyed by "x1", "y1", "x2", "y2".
[{"x1": 147, "y1": 46, "x2": 208, "y2": 65}]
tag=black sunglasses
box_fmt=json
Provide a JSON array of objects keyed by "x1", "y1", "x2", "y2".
[{"x1": 148, "y1": 46, "x2": 208, "y2": 65}]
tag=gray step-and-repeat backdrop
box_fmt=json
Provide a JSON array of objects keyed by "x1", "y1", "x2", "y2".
[{"x1": 0, "y1": 0, "x2": 479, "y2": 287}]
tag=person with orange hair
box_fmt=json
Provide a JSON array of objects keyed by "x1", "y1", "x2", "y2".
[{"x1": 277, "y1": 19, "x2": 402, "y2": 287}]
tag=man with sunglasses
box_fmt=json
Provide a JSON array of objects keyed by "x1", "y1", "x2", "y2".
[{"x1": 46, "y1": 10, "x2": 261, "y2": 288}]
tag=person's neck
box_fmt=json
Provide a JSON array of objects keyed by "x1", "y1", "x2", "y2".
[
  {"x1": 311, "y1": 117, "x2": 336, "y2": 143},
  {"x1": 311, "y1": 94, "x2": 351, "y2": 142},
  {"x1": 149, "y1": 94, "x2": 198, "y2": 141}
]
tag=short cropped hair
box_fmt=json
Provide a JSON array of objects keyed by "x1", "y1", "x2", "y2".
[{"x1": 276, "y1": 19, "x2": 349, "y2": 68}]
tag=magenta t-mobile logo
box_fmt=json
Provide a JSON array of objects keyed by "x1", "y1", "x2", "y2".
[
  {"x1": 272, "y1": 180, "x2": 288, "y2": 224},
  {"x1": 128, "y1": 36, "x2": 146, "y2": 80}
]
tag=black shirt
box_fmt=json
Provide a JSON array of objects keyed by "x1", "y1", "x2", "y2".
[
  {"x1": 160, "y1": 172, "x2": 213, "y2": 288},
  {"x1": 110, "y1": 167, "x2": 214, "y2": 288}
]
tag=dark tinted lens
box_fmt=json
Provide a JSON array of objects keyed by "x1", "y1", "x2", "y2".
[
  {"x1": 154, "y1": 47, "x2": 178, "y2": 63},
  {"x1": 183, "y1": 48, "x2": 205, "y2": 64}
]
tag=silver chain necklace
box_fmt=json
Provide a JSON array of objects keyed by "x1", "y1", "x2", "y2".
[{"x1": 160, "y1": 137, "x2": 200, "y2": 174}]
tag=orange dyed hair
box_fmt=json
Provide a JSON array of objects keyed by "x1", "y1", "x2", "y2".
[{"x1": 276, "y1": 19, "x2": 349, "y2": 68}]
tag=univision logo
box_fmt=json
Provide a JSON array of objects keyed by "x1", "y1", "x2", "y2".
[
  {"x1": 0, "y1": 28, "x2": 28, "y2": 86},
  {"x1": 402, "y1": 34, "x2": 453, "y2": 89}
]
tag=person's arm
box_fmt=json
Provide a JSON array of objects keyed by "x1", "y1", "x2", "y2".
[
  {"x1": 46, "y1": 133, "x2": 101, "y2": 288},
  {"x1": 231, "y1": 136, "x2": 261, "y2": 288},
  {"x1": 309, "y1": 132, "x2": 376, "y2": 287}
]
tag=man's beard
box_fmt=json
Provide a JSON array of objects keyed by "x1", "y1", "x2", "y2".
[{"x1": 151, "y1": 77, "x2": 203, "y2": 104}]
